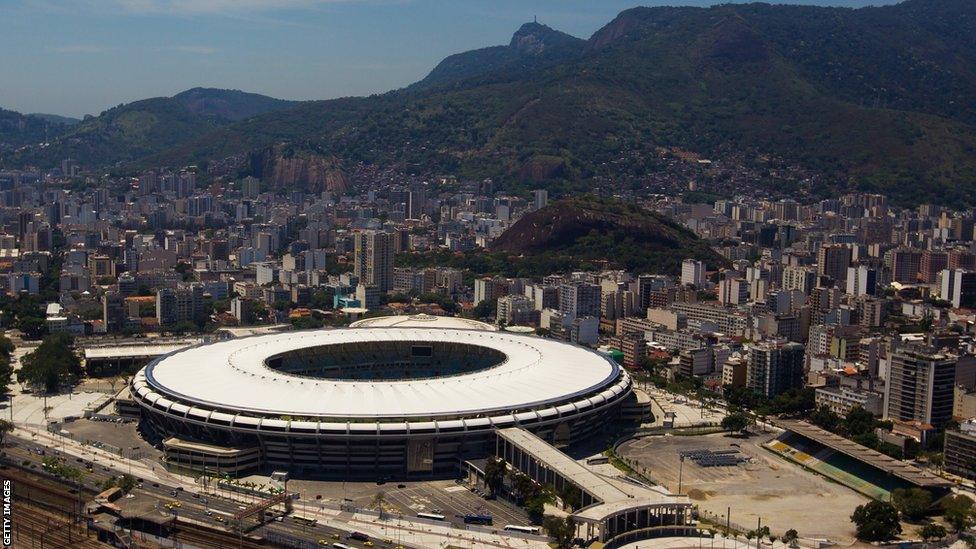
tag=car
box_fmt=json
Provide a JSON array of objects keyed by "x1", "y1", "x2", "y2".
[
  {"x1": 318, "y1": 541, "x2": 329, "y2": 546},
  {"x1": 214, "y1": 516, "x2": 225, "y2": 523},
  {"x1": 205, "y1": 510, "x2": 213, "y2": 517},
  {"x1": 331, "y1": 533, "x2": 340, "y2": 540},
  {"x1": 396, "y1": 484, "x2": 405, "y2": 489},
  {"x1": 152, "y1": 483, "x2": 159, "y2": 488},
  {"x1": 364, "y1": 542, "x2": 374, "y2": 547}
]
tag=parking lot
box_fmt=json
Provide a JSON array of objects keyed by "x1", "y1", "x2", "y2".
[
  {"x1": 617, "y1": 431, "x2": 868, "y2": 544},
  {"x1": 59, "y1": 417, "x2": 161, "y2": 460},
  {"x1": 287, "y1": 477, "x2": 531, "y2": 529}
]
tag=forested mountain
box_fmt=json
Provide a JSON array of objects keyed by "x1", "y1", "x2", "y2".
[
  {"x1": 2, "y1": 89, "x2": 300, "y2": 168},
  {"x1": 7, "y1": 0, "x2": 976, "y2": 205}
]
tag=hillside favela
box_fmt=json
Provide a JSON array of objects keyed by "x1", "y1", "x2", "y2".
[{"x1": 3, "y1": 0, "x2": 976, "y2": 548}]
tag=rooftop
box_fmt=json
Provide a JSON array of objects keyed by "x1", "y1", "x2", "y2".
[
  {"x1": 778, "y1": 419, "x2": 952, "y2": 489},
  {"x1": 141, "y1": 327, "x2": 621, "y2": 419}
]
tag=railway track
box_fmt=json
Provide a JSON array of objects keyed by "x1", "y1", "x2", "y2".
[{"x1": 9, "y1": 502, "x2": 104, "y2": 548}]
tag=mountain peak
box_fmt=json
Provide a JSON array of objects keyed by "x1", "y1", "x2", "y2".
[
  {"x1": 509, "y1": 21, "x2": 584, "y2": 56},
  {"x1": 172, "y1": 88, "x2": 298, "y2": 122}
]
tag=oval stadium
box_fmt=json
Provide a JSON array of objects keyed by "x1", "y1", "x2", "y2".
[{"x1": 131, "y1": 326, "x2": 633, "y2": 478}]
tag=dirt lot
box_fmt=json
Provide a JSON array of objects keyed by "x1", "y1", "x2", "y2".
[{"x1": 617, "y1": 430, "x2": 869, "y2": 544}]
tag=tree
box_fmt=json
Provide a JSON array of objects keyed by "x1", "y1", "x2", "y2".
[
  {"x1": 843, "y1": 406, "x2": 876, "y2": 437},
  {"x1": 543, "y1": 515, "x2": 576, "y2": 548},
  {"x1": 782, "y1": 528, "x2": 799, "y2": 547},
  {"x1": 484, "y1": 457, "x2": 506, "y2": 496},
  {"x1": 721, "y1": 412, "x2": 749, "y2": 435},
  {"x1": 0, "y1": 419, "x2": 12, "y2": 445},
  {"x1": 890, "y1": 487, "x2": 932, "y2": 521},
  {"x1": 809, "y1": 405, "x2": 841, "y2": 432},
  {"x1": 850, "y1": 501, "x2": 901, "y2": 541},
  {"x1": 0, "y1": 356, "x2": 13, "y2": 395},
  {"x1": 942, "y1": 494, "x2": 976, "y2": 532},
  {"x1": 369, "y1": 491, "x2": 387, "y2": 518},
  {"x1": 918, "y1": 522, "x2": 946, "y2": 542},
  {"x1": 18, "y1": 333, "x2": 82, "y2": 392}
]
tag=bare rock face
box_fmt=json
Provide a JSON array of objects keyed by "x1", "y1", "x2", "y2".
[{"x1": 252, "y1": 147, "x2": 348, "y2": 193}]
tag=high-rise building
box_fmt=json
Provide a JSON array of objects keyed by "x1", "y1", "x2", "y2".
[
  {"x1": 407, "y1": 184, "x2": 428, "y2": 220},
  {"x1": 782, "y1": 266, "x2": 818, "y2": 295},
  {"x1": 558, "y1": 282, "x2": 601, "y2": 323},
  {"x1": 718, "y1": 276, "x2": 749, "y2": 306},
  {"x1": 474, "y1": 277, "x2": 510, "y2": 305},
  {"x1": 746, "y1": 340, "x2": 805, "y2": 398},
  {"x1": 353, "y1": 231, "x2": 395, "y2": 293},
  {"x1": 817, "y1": 244, "x2": 852, "y2": 285},
  {"x1": 102, "y1": 291, "x2": 126, "y2": 333},
  {"x1": 884, "y1": 345, "x2": 956, "y2": 427},
  {"x1": 496, "y1": 295, "x2": 537, "y2": 325},
  {"x1": 940, "y1": 269, "x2": 976, "y2": 309},
  {"x1": 156, "y1": 285, "x2": 204, "y2": 326},
  {"x1": 944, "y1": 420, "x2": 976, "y2": 480},
  {"x1": 231, "y1": 296, "x2": 256, "y2": 325},
  {"x1": 532, "y1": 189, "x2": 548, "y2": 211},
  {"x1": 886, "y1": 247, "x2": 923, "y2": 284},
  {"x1": 919, "y1": 250, "x2": 949, "y2": 284},
  {"x1": 681, "y1": 259, "x2": 706, "y2": 288},
  {"x1": 846, "y1": 265, "x2": 878, "y2": 297}
]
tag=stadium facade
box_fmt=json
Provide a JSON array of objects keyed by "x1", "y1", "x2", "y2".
[{"x1": 131, "y1": 324, "x2": 632, "y2": 477}]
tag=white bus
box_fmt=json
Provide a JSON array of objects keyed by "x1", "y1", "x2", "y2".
[
  {"x1": 504, "y1": 525, "x2": 541, "y2": 534},
  {"x1": 291, "y1": 514, "x2": 318, "y2": 527},
  {"x1": 417, "y1": 512, "x2": 446, "y2": 521}
]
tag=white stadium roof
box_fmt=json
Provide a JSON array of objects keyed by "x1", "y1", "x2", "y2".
[
  {"x1": 144, "y1": 328, "x2": 618, "y2": 419},
  {"x1": 349, "y1": 314, "x2": 496, "y2": 331}
]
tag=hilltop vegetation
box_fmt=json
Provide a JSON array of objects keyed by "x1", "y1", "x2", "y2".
[
  {"x1": 0, "y1": 108, "x2": 77, "y2": 151},
  {"x1": 398, "y1": 198, "x2": 726, "y2": 278},
  {"x1": 3, "y1": 89, "x2": 300, "y2": 168}
]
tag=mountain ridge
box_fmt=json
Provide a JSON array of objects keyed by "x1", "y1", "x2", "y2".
[{"x1": 5, "y1": 0, "x2": 976, "y2": 206}]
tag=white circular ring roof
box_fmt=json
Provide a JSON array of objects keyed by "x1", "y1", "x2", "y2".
[{"x1": 143, "y1": 328, "x2": 620, "y2": 419}]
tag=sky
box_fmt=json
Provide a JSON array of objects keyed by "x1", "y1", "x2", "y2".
[{"x1": 0, "y1": 0, "x2": 900, "y2": 118}]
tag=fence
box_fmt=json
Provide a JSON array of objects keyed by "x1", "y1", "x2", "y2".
[{"x1": 697, "y1": 508, "x2": 751, "y2": 536}]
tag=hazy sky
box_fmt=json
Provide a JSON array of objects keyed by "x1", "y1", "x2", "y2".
[{"x1": 0, "y1": 0, "x2": 899, "y2": 118}]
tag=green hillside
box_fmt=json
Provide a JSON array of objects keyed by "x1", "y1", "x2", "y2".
[
  {"x1": 2, "y1": 89, "x2": 300, "y2": 168},
  {"x1": 0, "y1": 109, "x2": 76, "y2": 151},
  {"x1": 398, "y1": 198, "x2": 726, "y2": 278},
  {"x1": 6, "y1": 0, "x2": 976, "y2": 206},
  {"x1": 140, "y1": 0, "x2": 976, "y2": 205}
]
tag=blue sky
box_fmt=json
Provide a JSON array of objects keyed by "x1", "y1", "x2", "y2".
[{"x1": 0, "y1": 0, "x2": 899, "y2": 118}]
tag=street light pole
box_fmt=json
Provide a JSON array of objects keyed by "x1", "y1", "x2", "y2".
[{"x1": 678, "y1": 455, "x2": 684, "y2": 494}]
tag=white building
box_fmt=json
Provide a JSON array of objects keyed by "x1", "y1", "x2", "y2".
[{"x1": 680, "y1": 259, "x2": 706, "y2": 288}]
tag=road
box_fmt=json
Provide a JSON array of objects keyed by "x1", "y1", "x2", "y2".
[{"x1": 2, "y1": 434, "x2": 390, "y2": 549}]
